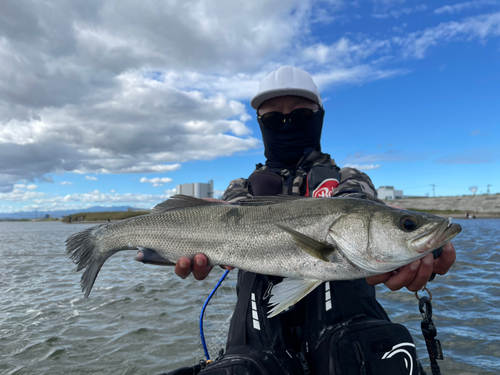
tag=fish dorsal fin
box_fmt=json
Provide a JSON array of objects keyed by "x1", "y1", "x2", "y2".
[
  {"x1": 238, "y1": 195, "x2": 305, "y2": 206},
  {"x1": 151, "y1": 194, "x2": 221, "y2": 214},
  {"x1": 268, "y1": 278, "x2": 323, "y2": 318},
  {"x1": 276, "y1": 224, "x2": 336, "y2": 262}
]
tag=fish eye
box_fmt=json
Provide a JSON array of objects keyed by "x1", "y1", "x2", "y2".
[{"x1": 400, "y1": 217, "x2": 418, "y2": 231}]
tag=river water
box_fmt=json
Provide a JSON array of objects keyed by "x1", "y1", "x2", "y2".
[{"x1": 0, "y1": 219, "x2": 498, "y2": 374}]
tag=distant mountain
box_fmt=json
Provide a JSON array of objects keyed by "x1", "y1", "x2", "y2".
[{"x1": 0, "y1": 206, "x2": 150, "y2": 220}]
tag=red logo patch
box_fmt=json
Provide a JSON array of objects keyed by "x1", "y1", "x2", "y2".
[{"x1": 312, "y1": 178, "x2": 339, "y2": 198}]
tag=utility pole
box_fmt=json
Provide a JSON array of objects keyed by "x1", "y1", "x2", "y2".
[
  {"x1": 487, "y1": 185, "x2": 491, "y2": 194},
  {"x1": 430, "y1": 184, "x2": 435, "y2": 197}
]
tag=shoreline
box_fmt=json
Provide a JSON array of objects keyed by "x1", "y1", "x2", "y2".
[
  {"x1": 438, "y1": 214, "x2": 500, "y2": 219},
  {"x1": 63, "y1": 220, "x2": 121, "y2": 224}
]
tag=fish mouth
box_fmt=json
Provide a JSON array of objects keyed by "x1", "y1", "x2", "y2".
[{"x1": 408, "y1": 217, "x2": 462, "y2": 254}]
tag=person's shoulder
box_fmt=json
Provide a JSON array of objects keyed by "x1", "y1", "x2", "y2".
[
  {"x1": 338, "y1": 166, "x2": 364, "y2": 178},
  {"x1": 332, "y1": 166, "x2": 380, "y2": 199},
  {"x1": 307, "y1": 150, "x2": 337, "y2": 167}
]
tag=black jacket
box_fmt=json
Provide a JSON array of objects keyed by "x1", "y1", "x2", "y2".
[{"x1": 221, "y1": 151, "x2": 390, "y2": 370}]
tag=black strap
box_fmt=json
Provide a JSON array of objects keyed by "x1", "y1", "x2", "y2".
[
  {"x1": 419, "y1": 297, "x2": 443, "y2": 375},
  {"x1": 331, "y1": 280, "x2": 366, "y2": 320},
  {"x1": 226, "y1": 271, "x2": 257, "y2": 347}
]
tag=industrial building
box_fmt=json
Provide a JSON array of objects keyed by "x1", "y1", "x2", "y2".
[
  {"x1": 176, "y1": 180, "x2": 214, "y2": 199},
  {"x1": 377, "y1": 186, "x2": 403, "y2": 200}
]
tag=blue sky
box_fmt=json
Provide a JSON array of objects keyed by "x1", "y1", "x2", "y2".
[{"x1": 0, "y1": 0, "x2": 499, "y2": 213}]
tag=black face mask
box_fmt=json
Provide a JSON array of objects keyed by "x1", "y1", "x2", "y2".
[{"x1": 258, "y1": 108, "x2": 325, "y2": 169}]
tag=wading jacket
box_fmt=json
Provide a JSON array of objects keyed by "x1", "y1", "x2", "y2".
[{"x1": 219, "y1": 149, "x2": 391, "y2": 373}]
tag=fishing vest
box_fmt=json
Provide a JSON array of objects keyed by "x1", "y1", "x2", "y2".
[{"x1": 224, "y1": 151, "x2": 392, "y2": 373}]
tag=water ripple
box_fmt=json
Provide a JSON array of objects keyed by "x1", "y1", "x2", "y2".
[{"x1": 0, "y1": 219, "x2": 499, "y2": 374}]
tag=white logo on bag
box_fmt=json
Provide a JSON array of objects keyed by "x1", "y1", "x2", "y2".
[
  {"x1": 312, "y1": 178, "x2": 339, "y2": 198},
  {"x1": 251, "y1": 293, "x2": 260, "y2": 330},
  {"x1": 382, "y1": 343, "x2": 416, "y2": 375}
]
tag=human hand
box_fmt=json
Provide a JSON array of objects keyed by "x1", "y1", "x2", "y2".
[
  {"x1": 174, "y1": 255, "x2": 235, "y2": 280},
  {"x1": 366, "y1": 241, "x2": 456, "y2": 292},
  {"x1": 174, "y1": 198, "x2": 233, "y2": 280}
]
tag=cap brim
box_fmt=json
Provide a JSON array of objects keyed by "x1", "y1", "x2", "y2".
[{"x1": 250, "y1": 88, "x2": 322, "y2": 110}]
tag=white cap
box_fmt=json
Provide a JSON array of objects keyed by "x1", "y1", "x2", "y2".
[{"x1": 250, "y1": 66, "x2": 322, "y2": 110}]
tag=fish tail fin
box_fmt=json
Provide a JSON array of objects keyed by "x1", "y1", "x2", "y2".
[{"x1": 66, "y1": 224, "x2": 116, "y2": 297}]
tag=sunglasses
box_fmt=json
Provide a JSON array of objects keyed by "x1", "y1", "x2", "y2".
[{"x1": 257, "y1": 108, "x2": 320, "y2": 130}]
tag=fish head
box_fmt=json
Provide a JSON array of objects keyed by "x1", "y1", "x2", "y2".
[{"x1": 328, "y1": 201, "x2": 462, "y2": 273}]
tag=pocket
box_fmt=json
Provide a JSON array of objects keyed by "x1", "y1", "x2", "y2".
[
  {"x1": 311, "y1": 318, "x2": 420, "y2": 375},
  {"x1": 200, "y1": 345, "x2": 303, "y2": 375},
  {"x1": 248, "y1": 171, "x2": 283, "y2": 197},
  {"x1": 306, "y1": 165, "x2": 340, "y2": 198}
]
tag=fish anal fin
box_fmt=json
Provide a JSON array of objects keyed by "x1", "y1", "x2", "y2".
[
  {"x1": 134, "y1": 247, "x2": 175, "y2": 266},
  {"x1": 276, "y1": 224, "x2": 335, "y2": 262},
  {"x1": 151, "y1": 194, "x2": 222, "y2": 215},
  {"x1": 267, "y1": 278, "x2": 322, "y2": 318}
]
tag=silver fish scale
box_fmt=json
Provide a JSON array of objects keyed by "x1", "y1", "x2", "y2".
[
  {"x1": 90, "y1": 198, "x2": 369, "y2": 281},
  {"x1": 68, "y1": 196, "x2": 462, "y2": 298}
]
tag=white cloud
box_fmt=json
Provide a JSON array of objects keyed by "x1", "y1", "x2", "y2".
[
  {"x1": 0, "y1": 189, "x2": 175, "y2": 212},
  {"x1": 434, "y1": 1, "x2": 497, "y2": 15},
  {"x1": 343, "y1": 163, "x2": 380, "y2": 171},
  {"x1": 85, "y1": 176, "x2": 98, "y2": 181},
  {"x1": 343, "y1": 163, "x2": 381, "y2": 171},
  {"x1": 435, "y1": 147, "x2": 497, "y2": 164},
  {"x1": 3, "y1": 0, "x2": 312, "y2": 192},
  {"x1": 394, "y1": 12, "x2": 500, "y2": 59},
  {"x1": 314, "y1": 65, "x2": 410, "y2": 88},
  {"x1": 61, "y1": 181, "x2": 73, "y2": 185},
  {"x1": 0, "y1": 0, "x2": 431, "y2": 196},
  {"x1": 57, "y1": 190, "x2": 168, "y2": 204},
  {"x1": 1, "y1": 0, "x2": 500, "y2": 199},
  {"x1": 26, "y1": 184, "x2": 37, "y2": 190},
  {"x1": 302, "y1": 38, "x2": 391, "y2": 66},
  {"x1": 342, "y1": 150, "x2": 411, "y2": 164},
  {"x1": 372, "y1": 4, "x2": 426, "y2": 19},
  {"x1": 213, "y1": 189, "x2": 226, "y2": 198},
  {"x1": 163, "y1": 188, "x2": 176, "y2": 197},
  {"x1": 303, "y1": 11, "x2": 500, "y2": 69},
  {"x1": 0, "y1": 185, "x2": 46, "y2": 202},
  {"x1": 140, "y1": 177, "x2": 174, "y2": 187}
]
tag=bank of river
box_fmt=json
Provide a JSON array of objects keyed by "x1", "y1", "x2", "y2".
[
  {"x1": 383, "y1": 195, "x2": 500, "y2": 219},
  {"x1": 61, "y1": 210, "x2": 150, "y2": 223}
]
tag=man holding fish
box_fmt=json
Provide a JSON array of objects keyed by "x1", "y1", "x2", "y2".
[
  {"x1": 174, "y1": 66, "x2": 456, "y2": 291},
  {"x1": 68, "y1": 66, "x2": 458, "y2": 374},
  {"x1": 170, "y1": 66, "x2": 457, "y2": 374}
]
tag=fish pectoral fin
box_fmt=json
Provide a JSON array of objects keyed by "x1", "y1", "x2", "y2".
[
  {"x1": 276, "y1": 224, "x2": 335, "y2": 262},
  {"x1": 267, "y1": 278, "x2": 322, "y2": 318},
  {"x1": 134, "y1": 247, "x2": 175, "y2": 266},
  {"x1": 151, "y1": 194, "x2": 222, "y2": 214}
]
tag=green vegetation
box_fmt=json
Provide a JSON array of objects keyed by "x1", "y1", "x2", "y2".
[
  {"x1": 0, "y1": 218, "x2": 32, "y2": 222},
  {"x1": 62, "y1": 211, "x2": 150, "y2": 222},
  {"x1": 0, "y1": 218, "x2": 60, "y2": 222}
]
